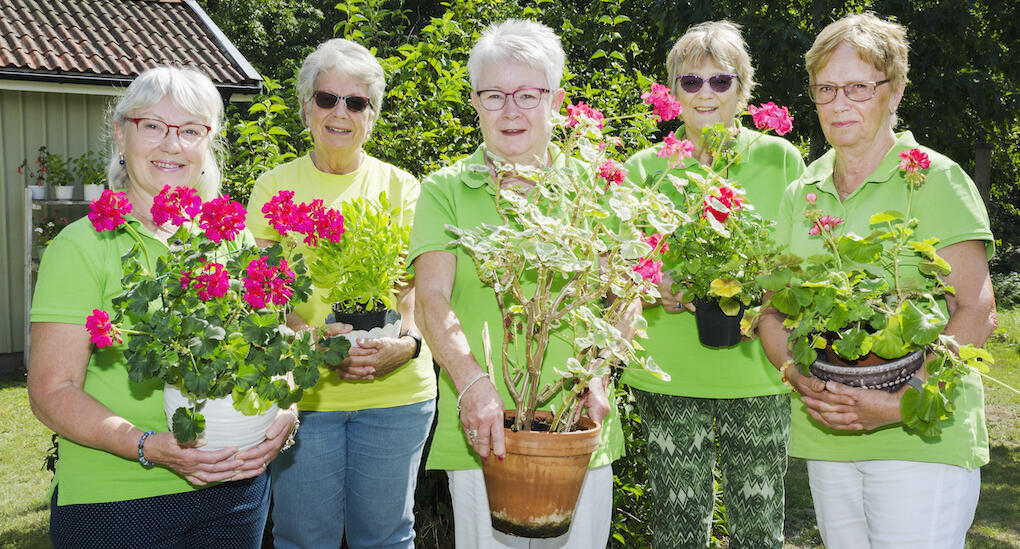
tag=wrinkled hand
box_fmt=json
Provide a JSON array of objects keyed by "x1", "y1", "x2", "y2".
[
  {"x1": 143, "y1": 433, "x2": 243, "y2": 486},
  {"x1": 578, "y1": 377, "x2": 610, "y2": 424},
  {"x1": 235, "y1": 408, "x2": 298, "y2": 476},
  {"x1": 335, "y1": 336, "x2": 416, "y2": 380},
  {"x1": 657, "y1": 275, "x2": 695, "y2": 314},
  {"x1": 802, "y1": 381, "x2": 906, "y2": 431},
  {"x1": 458, "y1": 377, "x2": 505, "y2": 461}
]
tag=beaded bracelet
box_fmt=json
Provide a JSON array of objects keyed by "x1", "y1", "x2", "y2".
[
  {"x1": 456, "y1": 372, "x2": 490, "y2": 416},
  {"x1": 281, "y1": 415, "x2": 300, "y2": 452},
  {"x1": 137, "y1": 430, "x2": 155, "y2": 467}
]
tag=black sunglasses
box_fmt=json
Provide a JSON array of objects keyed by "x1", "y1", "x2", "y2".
[
  {"x1": 677, "y1": 74, "x2": 738, "y2": 94},
  {"x1": 312, "y1": 91, "x2": 371, "y2": 112}
]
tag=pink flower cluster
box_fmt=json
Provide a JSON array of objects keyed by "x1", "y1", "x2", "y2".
[
  {"x1": 198, "y1": 196, "x2": 246, "y2": 244},
  {"x1": 809, "y1": 215, "x2": 843, "y2": 236},
  {"x1": 644, "y1": 232, "x2": 669, "y2": 254},
  {"x1": 88, "y1": 190, "x2": 133, "y2": 232},
  {"x1": 702, "y1": 186, "x2": 744, "y2": 223},
  {"x1": 747, "y1": 102, "x2": 793, "y2": 136},
  {"x1": 898, "y1": 148, "x2": 931, "y2": 173},
  {"x1": 598, "y1": 159, "x2": 626, "y2": 187},
  {"x1": 805, "y1": 192, "x2": 818, "y2": 205},
  {"x1": 242, "y1": 257, "x2": 295, "y2": 309},
  {"x1": 565, "y1": 102, "x2": 604, "y2": 129},
  {"x1": 262, "y1": 191, "x2": 345, "y2": 246},
  {"x1": 641, "y1": 83, "x2": 683, "y2": 122},
  {"x1": 656, "y1": 132, "x2": 695, "y2": 166},
  {"x1": 152, "y1": 185, "x2": 202, "y2": 226},
  {"x1": 633, "y1": 232, "x2": 669, "y2": 284},
  {"x1": 85, "y1": 309, "x2": 122, "y2": 348},
  {"x1": 181, "y1": 261, "x2": 230, "y2": 301}
]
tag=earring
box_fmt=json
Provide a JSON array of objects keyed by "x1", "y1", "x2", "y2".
[{"x1": 119, "y1": 154, "x2": 125, "y2": 166}]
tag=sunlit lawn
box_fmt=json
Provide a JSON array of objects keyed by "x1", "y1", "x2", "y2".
[{"x1": 2, "y1": 310, "x2": 1017, "y2": 548}]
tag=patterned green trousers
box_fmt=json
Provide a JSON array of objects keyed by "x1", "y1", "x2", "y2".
[{"x1": 633, "y1": 390, "x2": 791, "y2": 549}]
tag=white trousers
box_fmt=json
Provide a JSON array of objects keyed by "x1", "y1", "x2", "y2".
[
  {"x1": 448, "y1": 465, "x2": 613, "y2": 549},
  {"x1": 807, "y1": 459, "x2": 980, "y2": 549}
]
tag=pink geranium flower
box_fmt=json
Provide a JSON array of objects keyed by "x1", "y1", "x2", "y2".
[
  {"x1": 309, "y1": 205, "x2": 346, "y2": 245},
  {"x1": 656, "y1": 132, "x2": 695, "y2": 167},
  {"x1": 598, "y1": 159, "x2": 626, "y2": 187},
  {"x1": 702, "y1": 185, "x2": 745, "y2": 223},
  {"x1": 242, "y1": 256, "x2": 295, "y2": 309},
  {"x1": 747, "y1": 102, "x2": 793, "y2": 136},
  {"x1": 898, "y1": 148, "x2": 931, "y2": 173},
  {"x1": 805, "y1": 192, "x2": 818, "y2": 205},
  {"x1": 88, "y1": 190, "x2": 133, "y2": 232},
  {"x1": 181, "y1": 261, "x2": 230, "y2": 301},
  {"x1": 633, "y1": 257, "x2": 664, "y2": 284},
  {"x1": 641, "y1": 83, "x2": 683, "y2": 122},
  {"x1": 152, "y1": 185, "x2": 202, "y2": 226},
  {"x1": 643, "y1": 232, "x2": 669, "y2": 254},
  {"x1": 199, "y1": 196, "x2": 246, "y2": 243},
  {"x1": 85, "y1": 309, "x2": 122, "y2": 348},
  {"x1": 565, "y1": 102, "x2": 604, "y2": 129},
  {"x1": 808, "y1": 215, "x2": 844, "y2": 236}
]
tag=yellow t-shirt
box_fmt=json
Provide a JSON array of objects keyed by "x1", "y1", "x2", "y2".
[{"x1": 246, "y1": 153, "x2": 436, "y2": 411}]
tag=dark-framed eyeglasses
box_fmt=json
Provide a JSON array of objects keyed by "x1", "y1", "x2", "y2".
[
  {"x1": 312, "y1": 91, "x2": 372, "y2": 112},
  {"x1": 475, "y1": 87, "x2": 550, "y2": 111},
  {"x1": 677, "y1": 74, "x2": 738, "y2": 94},
  {"x1": 808, "y1": 80, "x2": 890, "y2": 104},
  {"x1": 126, "y1": 117, "x2": 212, "y2": 147}
]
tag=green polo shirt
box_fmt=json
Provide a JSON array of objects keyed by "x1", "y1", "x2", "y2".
[
  {"x1": 246, "y1": 153, "x2": 436, "y2": 412},
  {"x1": 408, "y1": 146, "x2": 625, "y2": 471},
  {"x1": 31, "y1": 216, "x2": 198, "y2": 505},
  {"x1": 621, "y1": 126, "x2": 805, "y2": 397},
  {"x1": 775, "y1": 131, "x2": 991, "y2": 469}
]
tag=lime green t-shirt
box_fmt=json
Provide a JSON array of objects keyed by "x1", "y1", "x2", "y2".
[
  {"x1": 31, "y1": 216, "x2": 198, "y2": 505},
  {"x1": 621, "y1": 126, "x2": 805, "y2": 398},
  {"x1": 246, "y1": 153, "x2": 436, "y2": 412},
  {"x1": 775, "y1": 131, "x2": 992, "y2": 469},
  {"x1": 408, "y1": 146, "x2": 625, "y2": 471}
]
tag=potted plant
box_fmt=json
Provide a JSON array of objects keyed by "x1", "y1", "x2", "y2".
[
  {"x1": 33, "y1": 215, "x2": 69, "y2": 258},
  {"x1": 83, "y1": 186, "x2": 350, "y2": 448},
  {"x1": 72, "y1": 150, "x2": 107, "y2": 201},
  {"x1": 448, "y1": 90, "x2": 681, "y2": 537},
  {"x1": 656, "y1": 103, "x2": 796, "y2": 347},
  {"x1": 743, "y1": 149, "x2": 995, "y2": 437},
  {"x1": 40, "y1": 149, "x2": 74, "y2": 200},
  {"x1": 18, "y1": 145, "x2": 49, "y2": 200}
]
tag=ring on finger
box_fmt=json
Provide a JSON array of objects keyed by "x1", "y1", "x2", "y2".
[{"x1": 466, "y1": 428, "x2": 479, "y2": 444}]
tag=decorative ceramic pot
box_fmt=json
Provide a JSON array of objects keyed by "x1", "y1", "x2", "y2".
[
  {"x1": 327, "y1": 306, "x2": 401, "y2": 345},
  {"x1": 53, "y1": 185, "x2": 74, "y2": 200},
  {"x1": 809, "y1": 348, "x2": 925, "y2": 392},
  {"x1": 481, "y1": 410, "x2": 601, "y2": 538},
  {"x1": 83, "y1": 184, "x2": 104, "y2": 202},
  {"x1": 163, "y1": 384, "x2": 278, "y2": 451},
  {"x1": 692, "y1": 297, "x2": 745, "y2": 348}
]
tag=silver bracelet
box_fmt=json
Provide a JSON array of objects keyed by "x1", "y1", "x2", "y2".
[
  {"x1": 281, "y1": 413, "x2": 300, "y2": 451},
  {"x1": 456, "y1": 372, "x2": 490, "y2": 416}
]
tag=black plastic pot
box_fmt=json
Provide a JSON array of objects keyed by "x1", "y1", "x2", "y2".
[
  {"x1": 692, "y1": 298, "x2": 745, "y2": 348},
  {"x1": 329, "y1": 302, "x2": 396, "y2": 332}
]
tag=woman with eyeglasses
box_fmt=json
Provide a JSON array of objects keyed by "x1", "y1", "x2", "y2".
[
  {"x1": 758, "y1": 13, "x2": 996, "y2": 548},
  {"x1": 245, "y1": 38, "x2": 436, "y2": 549},
  {"x1": 410, "y1": 19, "x2": 620, "y2": 547},
  {"x1": 28, "y1": 66, "x2": 284, "y2": 548},
  {"x1": 619, "y1": 21, "x2": 805, "y2": 548}
]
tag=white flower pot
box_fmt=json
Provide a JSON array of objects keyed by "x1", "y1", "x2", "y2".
[
  {"x1": 27, "y1": 185, "x2": 45, "y2": 200},
  {"x1": 53, "y1": 185, "x2": 74, "y2": 200},
  {"x1": 163, "y1": 384, "x2": 278, "y2": 451},
  {"x1": 83, "y1": 184, "x2": 104, "y2": 202},
  {"x1": 329, "y1": 310, "x2": 402, "y2": 349}
]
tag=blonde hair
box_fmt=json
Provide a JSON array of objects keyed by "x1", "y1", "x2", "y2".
[
  {"x1": 805, "y1": 12, "x2": 910, "y2": 87},
  {"x1": 109, "y1": 66, "x2": 223, "y2": 200},
  {"x1": 666, "y1": 20, "x2": 756, "y2": 112}
]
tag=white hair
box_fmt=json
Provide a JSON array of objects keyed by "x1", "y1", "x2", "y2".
[
  {"x1": 296, "y1": 38, "x2": 386, "y2": 127},
  {"x1": 467, "y1": 19, "x2": 566, "y2": 91},
  {"x1": 109, "y1": 66, "x2": 224, "y2": 199}
]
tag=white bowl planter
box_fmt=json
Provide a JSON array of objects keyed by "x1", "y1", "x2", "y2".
[
  {"x1": 53, "y1": 185, "x2": 74, "y2": 200},
  {"x1": 163, "y1": 384, "x2": 278, "y2": 451},
  {"x1": 83, "y1": 184, "x2": 105, "y2": 202},
  {"x1": 27, "y1": 185, "x2": 45, "y2": 200}
]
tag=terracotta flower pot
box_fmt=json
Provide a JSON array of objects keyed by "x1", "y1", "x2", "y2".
[
  {"x1": 692, "y1": 297, "x2": 745, "y2": 348},
  {"x1": 481, "y1": 410, "x2": 601, "y2": 538},
  {"x1": 809, "y1": 348, "x2": 924, "y2": 392}
]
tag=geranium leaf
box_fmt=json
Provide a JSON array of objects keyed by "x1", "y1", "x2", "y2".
[{"x1": 171, "y1": 406, "x2": 204, "y2": 444}]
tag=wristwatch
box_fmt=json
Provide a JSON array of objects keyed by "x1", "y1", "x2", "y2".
[{"x1": 400, "y1": 329, "x2": 422, "y2": 359}]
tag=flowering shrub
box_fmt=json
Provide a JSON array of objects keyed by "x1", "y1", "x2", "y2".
[
  {"x1": 744, "y1": 149, "x2": 995, "y2": 437},
  {"x1": 657, "y1": 104, "x2": 797, "y2": 315},
  {"x1": 84, "y1": 187, "x2": 350, "y2": 443},
  {"x1": 18, "y1": 146, "x2": 71, "y2": 188},
  {"x1": 34, "y1": 215, "x2": 69, "y2": 245},
  {"x1": 448, "y1": 85, "x2": 682, "y2": 433}
]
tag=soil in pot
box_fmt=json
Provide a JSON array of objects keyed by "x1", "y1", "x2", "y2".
[
  {"x1": 481, "y1": 410, "x2": 601, "y2": 538},
  {"x1": 692, "y1": 297, "x2": 745, "y2": 348},
  {"x1": 331, "y1": 300, "x2": 390, "y2": 331}
]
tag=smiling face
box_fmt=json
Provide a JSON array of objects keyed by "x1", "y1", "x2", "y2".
[
  {"x1": 305, "y1": 68, "x2": 375, "y2": 160},
  {"x1": 813, "y1": 41, "x2": 904, "y2": 153},
  {"x1": 114, "y1": 95, "x2": 210, "y2": 199},
  {"x1": 676, "y1": 57, "x2": 740, "y2": 135},
  {"x1": 471, "y1": 61, "x2": 565, "y2": 167}
]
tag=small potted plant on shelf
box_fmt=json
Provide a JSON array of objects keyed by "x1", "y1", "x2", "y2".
[
  {"x1": 72, "y1": 151, "x2": 107, "y2": 201},
  {"x1": 657, "y1": 102, "x2": 796, "y2": 347},
  {"x1": 743, "y1": 149, "x2": 995, "y2": 437},
  {"x1": 84, "y1": 186, "x2": 350, "y2": 449},
  {"x1": 34, "y1": 215, "x2": 70, "y2": 257},
  {"x1": 448, "y1": 87, "x2": 681, "y2": 537},
  {"x1": 18, "y1": 145, "x2": 49, "y2": 200}
]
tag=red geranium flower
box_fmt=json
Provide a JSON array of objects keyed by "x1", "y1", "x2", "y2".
[
  {"x1": 633, "y1": 257, "x2": 664, "y2": 284},
  {"x1": 199, "y1": 196, "x2": 246, "y2": 243},
  {"x1": 88, "y1": 190, "x2": 133, "y2": 232},
  {"x1": 702, "y1": 186, "x2": 745, "y2": 223},
  {"x1": 565, "y1": 102, "x2": 604, "y2": 129},
  {"x1": 747, "y1": 102, "x2": 793, "y2": 136},
  {"x1": 181, "y1": 260, "x2": 230, "y2": 301},
  {"x1": 641, "y1": 83, "x2": 683, "y2": 122},
  {"x1": 85, "y1": 309, "x2": 122, "y2": 348},
  {"x1": 152, "y1": 185, "x2": 202, "y2": 226},
  {"x1": 598, "y1": 159, "x2": 626, "y2": 187},
  {"x1": 898, "y1": 148, "x2": 931, "y2": 173},
  {"x1": 242, "y1": 256, "x2": 295, "y2": 309}
]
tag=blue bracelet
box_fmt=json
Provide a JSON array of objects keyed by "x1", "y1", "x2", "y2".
[{"x1": 137, "y1": 430, "x2": 155, "y2": 467}]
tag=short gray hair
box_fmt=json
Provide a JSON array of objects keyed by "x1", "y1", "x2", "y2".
[
  {"x1": 296, "y1": 38, "x2": 386, "y2": 127},
  {"x1": 666, "y1": 20, "x2": 756, "y2": 113},
  {"x1": 467, "y1": 19, "x2": 566, "y2": 91},
  {"x1": 109, "y1": 66, "x2": 224, "y2": 200}
]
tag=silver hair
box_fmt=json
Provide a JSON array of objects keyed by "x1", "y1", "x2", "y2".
[
  {"x1": 296, "y1": 38, "x2": 386, "y2": 128},
  {"x1": 467, "y1": 19, "x2": 566, "y2": 91},
  {"x1": 108, "y1": 66, "x2": 224, "y2": 200}
]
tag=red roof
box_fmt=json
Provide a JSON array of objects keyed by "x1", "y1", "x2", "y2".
[{"x1": 0, "y1": 0, "x2": 261, "y2": 94}]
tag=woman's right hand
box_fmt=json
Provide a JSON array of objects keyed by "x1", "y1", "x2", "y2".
[
  {"x1": 458, "y1": 377, "x2": 506, "y2": 461},
  {"x1": 656, "y1": 274, "x2": 695, "y2": 313},
  {"x1": 142, "y1": 433, "x2": 251, "y2": 486}
]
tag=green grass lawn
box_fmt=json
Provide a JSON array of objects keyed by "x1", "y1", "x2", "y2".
[{"x1": 2, "y1": 310, "x2": 1018, "y2": 548}]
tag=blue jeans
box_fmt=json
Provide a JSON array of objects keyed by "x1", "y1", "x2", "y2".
[{"x1": 270, "y1": 399, "x2": 436, "y2": 549}]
